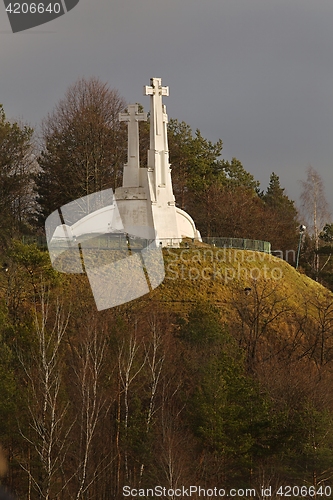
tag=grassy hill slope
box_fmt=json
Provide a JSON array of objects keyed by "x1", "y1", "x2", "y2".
[{"x1": 152, "y1": 245, "x2": 329, "y2": 315}]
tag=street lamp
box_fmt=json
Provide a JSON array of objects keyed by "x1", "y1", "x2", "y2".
[{"x1": 296, "y1": 225, "x2": 306, "y2": 270}]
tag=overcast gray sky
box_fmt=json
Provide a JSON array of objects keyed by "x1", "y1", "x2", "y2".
[{"x1": 1, "y1": 0, "x2": 333, "y2": 217}]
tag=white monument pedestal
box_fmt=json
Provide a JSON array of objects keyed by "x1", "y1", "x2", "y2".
[
  {"x1": 48, "y1": 78, "x2": 201, "y2": 250},
  {"x1": 115, "y1": 77, "x2": 200, "y2": 247}
]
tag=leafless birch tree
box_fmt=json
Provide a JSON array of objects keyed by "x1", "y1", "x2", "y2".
[
  {"x1": 19, "y1": 287, "x2": 71, "y2": 500},
  {"x1": 138, "y1": 314, "x2": 165, "y2": 483},
  {"x1": 300, "y1": 166, "x2": 331, "y2": 277},
  {"x1": 67, "y1": 321, "x2": 111, "y2": 499},
  {"x1": 117, "y1": 322, "x2": 147, "y2": 484}
]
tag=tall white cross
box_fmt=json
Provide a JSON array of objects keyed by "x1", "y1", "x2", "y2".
[
  {"x1": 119, "y1": 104, "x2": 147, "y2": 169},
  {"x1": 144, "y1": 78, "x2": 169, "y2": 152}
]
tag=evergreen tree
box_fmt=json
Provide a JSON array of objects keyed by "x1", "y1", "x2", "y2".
[
  {"x1": 180, "y1": 303, "x2": 272, "y2": 485},
  {"x1": 0, "y1": 105, "x2": 36, "y2": 240},
  {"x1": 264, "y1": 172, "x2": 291, "y2": 209},
  {"x1": 167, "y1": 119, "x2": 194, "y2": 210},
  {"x1": 220, "y1": 157, "x2": 259, "y2": 191},
  {"x1": 261, "y1": 172, "x2": 299, "y2": 258}
]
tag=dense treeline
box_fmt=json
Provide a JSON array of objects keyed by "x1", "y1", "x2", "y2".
[
  {"x1": 1, "y1": 245, "x2": 333, "y2": 498},
  {"x1": 1, "y1": 77, "x2": 333, "y2": 498},
  {"x1": 167, "y1": 120, "x2": 299, "y2": 256}
]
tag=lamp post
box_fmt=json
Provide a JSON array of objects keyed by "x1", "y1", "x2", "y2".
[{"x1": 296, "y1": 225, "x2": 306, "y2": 270}]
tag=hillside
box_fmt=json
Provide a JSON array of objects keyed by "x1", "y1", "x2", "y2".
[
  {"x1": 154, "y1": 244, "x2": 329, "y2": 317},
  {"x1": 48, "y1": 240, "x2": 328, "y2": 319},
  {"x1": 1, "y1": 241, "x2": 333, "y2": 498}
]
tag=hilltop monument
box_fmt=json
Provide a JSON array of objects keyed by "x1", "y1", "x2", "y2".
[
  {"x1": 47, "y1": 77, "x2": 200, "y2": 249},
  {"x1": 115, "y1": 77, "x2": 200, "y2": 246},
  {"x1": 45, "y1": 78, "x2": 200, "y2": 309}
]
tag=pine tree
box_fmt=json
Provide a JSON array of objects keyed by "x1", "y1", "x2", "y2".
[
  {"x1": 0, "y1": 105, "x2": 36, "y2": 239},
  {"x1": 261, "y1": 172, "x2": 299, "y2": 258}
]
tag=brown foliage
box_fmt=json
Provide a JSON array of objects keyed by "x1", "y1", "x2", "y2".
[{"x1": 38, "y1": 78, "x2": 127, "y2": 219}]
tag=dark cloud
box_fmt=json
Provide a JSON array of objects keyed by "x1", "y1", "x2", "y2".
[{"x1": 1, "y1": 0, "x2": 333, "y2": 212}]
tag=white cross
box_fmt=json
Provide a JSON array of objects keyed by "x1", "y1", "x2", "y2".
[
  {"x1": 119, "y1": 104, "x2": 147, "y2": 168},
  {"x1": 144, "y1": 78, "x2": 169, "y2": 149},
  {"x1": 144, "y1": 78, "x2": 169, "y2": 98}
]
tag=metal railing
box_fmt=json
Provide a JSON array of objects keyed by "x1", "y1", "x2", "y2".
[
  {"x1": 22, "y1": 234, "x2": 271, "y2": 253},
  {"x1": 201, "y1": 237, "x2": 271, "y2": 253}
]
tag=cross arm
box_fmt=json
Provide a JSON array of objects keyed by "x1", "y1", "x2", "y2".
[
  {"x1": 119, "y1": 106, "x2": 147, "y2": 123},
  {"x1": 144, "y1": 85, "x2": 169, "y2": 97}
]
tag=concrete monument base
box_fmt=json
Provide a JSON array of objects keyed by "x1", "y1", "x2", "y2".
[{"x1": 116, "y1": 77, "x2": 201, "y2": 247}]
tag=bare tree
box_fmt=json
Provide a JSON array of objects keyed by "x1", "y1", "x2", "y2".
[
  {"x1": 159, "y1": 411, "x2": 188, "y2": 497},
  {"x1": 19, "y1": 287, "x2": 71, "y2": 500},
  {"x1": 37, "y1": 77, "x2": 127, "y2": 221},
  {"x1": 158, "y1": 375, "x2": 190, "y2": 497},
  {"x1": 293, "y1": 290, "x2": 333, "y2": 367},
  {"x1": 232, "y1": 279, "x2": 292, "y2": 372},
  {"x1": 300, "y1": 166, "x2": 331, "y2": 277},
  {"x1": 67, "y1": 320, "x2": 111, "y2": 500},
  {"x1": 117, "y1": 322, "x2": 147, "y2": 485},
  {"x1": 138, "y1": 314, "x2": 165, "y2": 484}
]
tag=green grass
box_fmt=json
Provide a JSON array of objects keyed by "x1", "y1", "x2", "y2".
[
  {"x1": 148, "y1": 245, "x2": 331, "y2": 321},
  {"x1": 17, "y1": 240, "x2": 331, "y2": 329}
]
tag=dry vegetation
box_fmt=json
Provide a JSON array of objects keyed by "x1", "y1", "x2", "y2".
[{"x1": 2, "y1": 242, "x2": 333, "y2": 498}]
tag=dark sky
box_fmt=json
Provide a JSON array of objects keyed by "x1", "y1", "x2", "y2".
[{"x1": 1, "y1": 0, "x2": 333, "y2": 217}]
